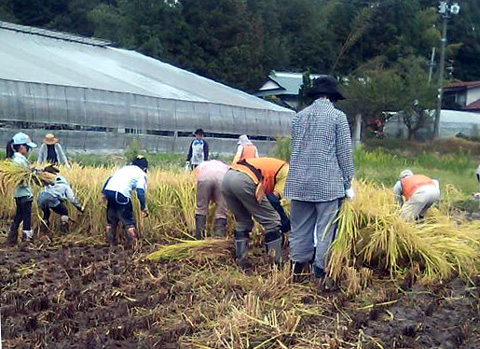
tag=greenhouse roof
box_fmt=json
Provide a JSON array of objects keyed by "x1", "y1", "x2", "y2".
[{"x1": 0, "y1": 21, "x2": 291, "y2": 113}]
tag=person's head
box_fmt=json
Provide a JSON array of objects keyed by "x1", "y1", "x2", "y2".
[
  {"x1": 237, "y1": 134, "x2": 252, "y2": 145},
  {"x1": 6, "y1": 132, "x2": 37, "y2": 158},
  {"x1": 400, "y1": 169, "x2": 413, "y2": 179},
  {"x1": 55, "y1": 176, "x2": 68, "y2": 185},
  {"x1": 306, "y1": 76, "x2": 345, "y2": 103},
  {"x1": 132, "y1": 155, "x2": 149, "y2": 173},
  {"x1": 44, "y1": 133, "x2": 58, "y2": 145},
  {"x1": 194, "y1": 129, "x2": 205, "y2": 140}
]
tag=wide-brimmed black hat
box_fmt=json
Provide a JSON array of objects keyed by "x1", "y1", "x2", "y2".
[{"x1": 306, "y1": 76, "x2": 345, "y2": 100}]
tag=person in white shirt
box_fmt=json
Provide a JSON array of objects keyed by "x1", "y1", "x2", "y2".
[
  {"x1": 102, "y1": 156, "x2": 148, "y2": 246},
  {"x1": 186, "y1": 129, "x2": 209, "y2": 170},
  {"x1": 393, "y1": 169, "x2": 440, "y2": 221},
  {"x1": 38, "y1": 176, "x2": 83, "y2": 234}
]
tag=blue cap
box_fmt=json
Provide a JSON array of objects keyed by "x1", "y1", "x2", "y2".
[{"x1": 12, "y1": 132, "x2": 37, "y2": 149}]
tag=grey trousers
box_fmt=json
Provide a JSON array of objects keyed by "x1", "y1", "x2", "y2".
[
  {"x1": 400, "y1": 185, "x2": 441, "y2": 221},
  {"x1": 221, "y1": 170, "x2": 281, "y2": 232},
  {"x1": 289, "y1": 199, "x2": 341, "y2": 271}
]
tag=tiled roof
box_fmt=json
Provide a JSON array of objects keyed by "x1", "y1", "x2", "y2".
[{"x1": 445, "y1": 81, "x2": 480, "y2": 90}]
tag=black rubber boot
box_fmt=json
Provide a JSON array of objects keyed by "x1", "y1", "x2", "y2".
[
  {"x1": 60, "y1": 222, "x2": 69, "y2": 234},
  {"x1": 106, "y1": 225, "x2": 117, "y2": 246},
  {"x1": 195, "y1": 214, "x2": 207, "y2": 240},
  {"x1": 213, "y1": 218, "x2": 227, "y2": 238},
  {"x1": 235, "y1": 230, "x2": 249, "y2": 269},
  {"x1": 292, "y1": 262, "x2": 310, "y2": 283},
  {"x1": 6, "y1": 225, "x2": 18, "y2": 246},
  {"x1": 265, "y1": 230, "x2": 283, "y2": 264}
]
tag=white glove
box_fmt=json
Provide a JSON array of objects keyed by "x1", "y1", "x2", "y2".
[
  {"x1": 473, "y1": 192, "x2": 480, "y2": 200},
  {"x1": 345, "y1": 188, "x2": 355, "y2": 200},
  {"x1": 184, "y1": 161, "x2": 191, "y2": 173}
]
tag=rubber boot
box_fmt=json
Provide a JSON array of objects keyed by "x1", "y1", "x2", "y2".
[
  {"x1": 265, "y1": 230, "x2": 283, "y2": 264},
  {"x1": 106, "y1": 225, "x2": 117, "y2": 246},
  {"x1": 292, "y1": 262, "x2": 309, "y2": 283},
  {"x1": 213, "y1": 218, "x2": 227, "y2": 238},
  {"x1": 126, "y1": 226, "x2": 138, "y2": 247},
  {"x1": 6, "y1": 226, "x2": 18, "y2": 246},
  {"x1": 195, "y1": 214, "x2": 207, "y2": 240},
  {"x1": 235, "y1": 230, "x2": 249, "y2": 269}
]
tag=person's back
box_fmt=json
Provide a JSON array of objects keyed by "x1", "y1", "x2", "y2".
[
  {"x1": 104, "y1": 165, "x2": 147, "y2": 198},
  {"x1": 195, "y1": 160, "x2": 229, "y2": 180},
  {"x1": 286, "y1": 99, "x2": 353, "y2": 202}
]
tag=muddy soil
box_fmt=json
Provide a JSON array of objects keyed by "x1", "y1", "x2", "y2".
[{"x1": 1, "y1": 239, "x2": 480, "y2": 348}]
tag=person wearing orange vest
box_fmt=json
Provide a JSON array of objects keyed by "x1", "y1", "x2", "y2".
[
  {"x1": 393, "y1": 169, "x2": 440, "y2": 221},
  {"x1": 221, "y1": 157, "x2": 289, "y2": 267},
  {"x1": 194, "y1": 160, "x2": 230, "y2": 239},
  {"x1": 232, "y1": 135, "x2": 259, "y2": 164}
]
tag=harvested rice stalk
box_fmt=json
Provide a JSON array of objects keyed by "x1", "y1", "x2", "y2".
[
  {"x1": 0, "y1": 160, "x2": 55, "y2": 194},
  {"x1": 147, "y1": 238, "x2": 232, "y2": 263}
]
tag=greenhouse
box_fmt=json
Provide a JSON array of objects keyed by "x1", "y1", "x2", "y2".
[{"x1": 0, "y1": 21, "x2": 294, "y2": 154}]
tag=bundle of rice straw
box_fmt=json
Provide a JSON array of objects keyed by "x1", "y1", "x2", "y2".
[
  {"x1": 147, "y1": 238, "x2": 232, "y2": 263},
  {"x1": 0, "y1": 160, "x2": 56, "y2": 195}
]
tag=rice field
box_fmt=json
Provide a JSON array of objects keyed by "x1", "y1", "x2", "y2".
[{"x1": 1, "y1": 153, "x2": 480, "y2": 348}]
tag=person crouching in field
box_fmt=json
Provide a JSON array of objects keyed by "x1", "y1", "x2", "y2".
[
  {"x1": 221, "y1": 157, "x2": 289, "y2": 268},
  {"x1": 194, "y1": 160, "x2": 229, "y2": 239},
  {"x1": 102, "y1": 156, "x2": 149, "y2": 246},
  {"x1": 5, "y1": 132, "x2": 37, "y2": 245},
  {"x1": 38, "y1": 176, "x2": 84, "y2": 234},
  {"x1": 232, "y1": 135, "x2": 259, "y2": 164},
  {"x1": 394, "y1": 170, "x2": 440, "y2": 221}
]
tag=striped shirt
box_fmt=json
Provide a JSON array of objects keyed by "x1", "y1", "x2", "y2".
[{"x1": 285, "y1": 98, "x2": 354, "y2": 202}]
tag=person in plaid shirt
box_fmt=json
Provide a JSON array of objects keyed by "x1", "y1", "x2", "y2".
[{"x1": 285, "y1": 76, "x2": 354, "y2": 287}]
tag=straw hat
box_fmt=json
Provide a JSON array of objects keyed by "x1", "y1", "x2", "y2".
[{"x1": 44, "y1": 133, "x2": 58, "y2": 145}]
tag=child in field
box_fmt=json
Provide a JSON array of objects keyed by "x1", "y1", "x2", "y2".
[
  {"x1": 38, "y1": 176, "x2": 83, "y2": 234},
  {"x1": 102, "y1": 156, "x2": 149, "y2": 246},
  {"x1": 5, "y1": 132, "x2": 37, "y2": 245}
]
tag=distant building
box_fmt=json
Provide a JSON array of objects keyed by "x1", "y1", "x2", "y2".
[
  {"x1": 254, "y1": 71, "x2": 324, "y2": 110},
  {"x1": 384, "y1": 109, "x2": 480, "y2": 140},
  {"x1": 444, "y1": 81, "x2": 480, "y2": 112},
  {"x1": 0, "y1": 22, "x2": 293, "y2": 154}
]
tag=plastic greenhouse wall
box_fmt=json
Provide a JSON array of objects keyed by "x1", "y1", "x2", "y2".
[{"x1": 0, "y1": 79, "x2": 293, "y2": 154}]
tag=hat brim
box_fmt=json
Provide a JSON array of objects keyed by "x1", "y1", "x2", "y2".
[
  {"x1": 27, "y1": 142, "x2": 37, "y2": 149},
  {"x1": 306, "y1": 90, "x2": 345, "y2": 100}
]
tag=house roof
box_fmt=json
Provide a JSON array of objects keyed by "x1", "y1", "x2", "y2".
[
  {"x1": 465, "y1": 98, "x2": 480, "y2": 110},
  {"x1": 0, "y1": 21, "x2": 291, "y2": 113},
  {"x1": 445, "y1": 80, "x2": 480, "y2": 91},
  {"x1": 256, "y1": 71, "x2": 325, "y2": 96}
]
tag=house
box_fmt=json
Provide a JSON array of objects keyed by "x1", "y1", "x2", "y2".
[
  {"x1": 443, "y1": 81, "x2": 480, "y2": 112},
  {"x1": 254, "y1": 71, "x2": 324, "y2": 110}
]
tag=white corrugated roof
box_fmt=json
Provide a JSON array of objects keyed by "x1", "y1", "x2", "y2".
[{"x1": 0, "y1": 22, "x2": 292, "y2": 113}]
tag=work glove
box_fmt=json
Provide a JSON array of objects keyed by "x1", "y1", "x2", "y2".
[
  {"x1": 141, "y1": 209, "x2": 149, "y2": 218},
  {"x1": 184, "y1": 161, "x2": 191, "y2": 173},
  {"x1": 345, "y1": 188, "x2": 355, "y2": 201}
]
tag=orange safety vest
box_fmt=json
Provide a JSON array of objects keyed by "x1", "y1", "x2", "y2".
[
  {"x1": 401, "y1": 175, "x2": 435, "y2": 200},
  {"x1": 231, "y1": 157, "x2": 286, "y2": 194},
  {"x1": 239, "y1": 144, "x2": 258, "y2": 161}
]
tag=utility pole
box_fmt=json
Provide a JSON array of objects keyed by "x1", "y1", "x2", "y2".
[
  {"x1": 428, "y1": 47, "x2": 436, "y2": 85},
  {"x1": 433, "y1": 1, "x2": 461, "y2": 139}
]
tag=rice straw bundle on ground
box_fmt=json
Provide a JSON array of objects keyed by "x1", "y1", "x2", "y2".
[
  {"x1": 147, "y1": 238, "x2": 232, "y2": 263},
  {"x1": 329, "y1": 181, "x2": 480, "y2": 283}
]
